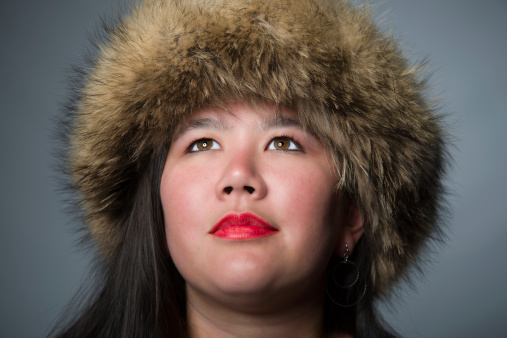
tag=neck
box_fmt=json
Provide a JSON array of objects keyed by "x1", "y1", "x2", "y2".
[{"x1": 185, "y1": 284, "x2": 350, "y2": 338}]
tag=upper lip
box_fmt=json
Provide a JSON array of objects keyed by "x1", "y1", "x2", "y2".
[{"x1": 209, "y1": 212, "x2": 278, "y2": 234}]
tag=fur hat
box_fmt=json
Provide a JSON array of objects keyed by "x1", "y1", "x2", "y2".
[{"x1": 66, "y1": 0, "x2": 447, "y2": 297}]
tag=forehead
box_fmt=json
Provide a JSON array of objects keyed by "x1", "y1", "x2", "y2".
[
  {"x1": 173, "y1": 102, "x2": 303, "y2": 138},
  {"x1": 192, "y1": 102, "x2": 297, "y2": 122}
]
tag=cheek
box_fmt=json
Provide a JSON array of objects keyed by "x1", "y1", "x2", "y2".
[
  {"x1": 161, "y1": 161, "x2": 214, "y2": 223},
  {"x1": 160, "y1": 164, "x2": 212, "y2": 263},
  {"x1": 270, "y1": 162, "x2": 341, "y2": 252},
  {"x1": 274, "y1": 161, "x2": 338, "y2": 221}
]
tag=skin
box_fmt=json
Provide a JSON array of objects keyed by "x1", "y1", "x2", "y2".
[{"x1": 160, "y1": 102, "x2": 363, "y2": 338}]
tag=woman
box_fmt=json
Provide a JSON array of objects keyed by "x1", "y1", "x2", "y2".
[{"x1": 53, "y1": 0, "x2": 448, "y2": 337}]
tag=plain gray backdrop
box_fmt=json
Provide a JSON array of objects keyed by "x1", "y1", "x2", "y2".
[{"x1": 1, "y1": 0, "x2": 506, "y2": 337}]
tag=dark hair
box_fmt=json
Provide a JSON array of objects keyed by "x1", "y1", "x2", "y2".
[
  {"x1": 50, "y1": 146, "x2": 187, "y2": 337},
  {"x1": 50, "y1": 142, "x2": 396, "y2": 338}
]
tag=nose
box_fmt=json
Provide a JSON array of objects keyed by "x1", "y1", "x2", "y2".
[{"x1": 216, "y1": 150, "x2": 267, "y2": 201}]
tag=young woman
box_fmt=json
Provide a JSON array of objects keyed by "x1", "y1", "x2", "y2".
[{"x1": 53, "y1": 0, "x2": 448, "y2": 337}]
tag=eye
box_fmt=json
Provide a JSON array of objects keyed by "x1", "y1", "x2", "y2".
[
  {"x1": 267, "y1": 137, "x2": 301, "y2": 151},
  {"x1": 188, "y1": 138, "x2": 221, "y2": 152}
]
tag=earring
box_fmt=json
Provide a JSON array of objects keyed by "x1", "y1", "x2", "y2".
[{"x1": 326, "y1": 243, "x2": 367, "y2": 307}]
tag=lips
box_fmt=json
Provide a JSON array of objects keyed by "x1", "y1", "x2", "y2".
[{"x1": 209, "y1": 212, "x2": 278, "y2": 240}]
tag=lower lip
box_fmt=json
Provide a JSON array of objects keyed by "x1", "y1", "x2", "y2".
[{"x1": 212, "y1": 225, "x2": 277, "y2": 240}]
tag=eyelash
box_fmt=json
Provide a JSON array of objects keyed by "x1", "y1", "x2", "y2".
[{"x1": 185, "y1": 135, "x2": 304, "y2": 153}]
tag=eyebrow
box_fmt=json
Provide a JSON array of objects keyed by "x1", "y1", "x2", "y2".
[
  {"x1": 173, "y1": 114, "x2": 304, "y2": 140},
  {"x1": 261, "y1": 115, "x2": 303, "y2": 130},
  {"x1": 173, "y1": 117, "x2": 229, "y2": 139}
]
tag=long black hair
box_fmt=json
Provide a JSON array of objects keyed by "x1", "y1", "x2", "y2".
[{"x1": 50, "y1": 146, "x2": 187, "y2": 337}]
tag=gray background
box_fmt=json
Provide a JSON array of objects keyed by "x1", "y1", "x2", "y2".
[{"x1": 1, "y1": 0, "x2": 506, "y2": 337}]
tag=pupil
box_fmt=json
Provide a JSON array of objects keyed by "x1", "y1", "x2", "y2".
[{"x1": 276, "y1": 139, "x2": 288, "y2": 149}]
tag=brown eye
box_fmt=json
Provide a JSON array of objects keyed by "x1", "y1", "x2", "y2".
[
  {"x1": 274, "y1": 138, "x2": 290, "y2": 150},
  {"x1": 268, "y1": 137, "x2": 300, "y2": 151},
  {"x1": 188, "y1": 139, "x2": 220, "y2": 152},
  {"x1": 197, "y1": 139, "x2": 212, "y2": 150}
]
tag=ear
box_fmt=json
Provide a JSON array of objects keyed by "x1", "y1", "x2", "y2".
[{"x1": 335, "y1": 198, "x2": 364, "y2": 256}]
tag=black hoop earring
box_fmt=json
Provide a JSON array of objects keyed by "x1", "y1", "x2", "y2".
[{"x1": 326, "y1": 243, "x2": 367, "y2": 307}]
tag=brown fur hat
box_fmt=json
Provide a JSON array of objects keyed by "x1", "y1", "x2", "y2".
[{"x1": 67, "y1": 0, "x2": 447, "y2": 297}]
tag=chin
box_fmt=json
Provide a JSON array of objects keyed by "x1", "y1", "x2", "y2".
[{"x1": 209, "y1": 251, "x2": 281, "y2": 296}]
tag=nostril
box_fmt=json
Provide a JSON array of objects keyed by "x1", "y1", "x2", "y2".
[
  {"x1": 244, "y1": 186, "x2": 255, "y2": 194},
  {"x1": 224, "y1": 187, "x2": 233, "y2": 195}
]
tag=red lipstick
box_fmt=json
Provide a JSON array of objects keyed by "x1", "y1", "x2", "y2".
[{"x1": 209, "y1": 212, "x2": 278, "y2": 240}]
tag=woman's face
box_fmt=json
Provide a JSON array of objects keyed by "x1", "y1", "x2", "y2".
[{"x1": 160, "y1": 103, "x2": 348, "y2": 308}]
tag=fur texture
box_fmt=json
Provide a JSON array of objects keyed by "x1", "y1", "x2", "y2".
[{"x1": 67, "y1": 0, "x2": 448, "y2": 296}]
